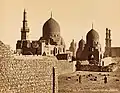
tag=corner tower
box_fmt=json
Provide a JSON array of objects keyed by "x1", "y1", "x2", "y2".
[{"x1": 21, "y1": 9, "x2": 30, "y2": 40}]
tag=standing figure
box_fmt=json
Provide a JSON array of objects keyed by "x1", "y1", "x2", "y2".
[
  {"x1": 104, "y1": 75, "x2": 107, "y2": 84},
  {"x1": 79, "y1": 75, "x2": 82, "y2": 83}
]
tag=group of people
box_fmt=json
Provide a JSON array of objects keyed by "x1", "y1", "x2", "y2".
[{"x1": 78, "y1": 74, "x2": 107, "y2": 84}]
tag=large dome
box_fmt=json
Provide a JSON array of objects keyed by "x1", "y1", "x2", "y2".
[
  {"x1": 43, "y1": 18, "x2": 60, "y2": 39},
  {"x1": 86, "y1": 29, "x2": 99, "y2": 46}
]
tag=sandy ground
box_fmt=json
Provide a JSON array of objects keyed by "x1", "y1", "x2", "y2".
[{"x1": 58, "y1": 71, "x2": 120, "y2": 93}]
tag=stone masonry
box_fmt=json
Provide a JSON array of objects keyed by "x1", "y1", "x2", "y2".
[{"x1": 0, "y1": 41, "x2": 58, "y2": 93}]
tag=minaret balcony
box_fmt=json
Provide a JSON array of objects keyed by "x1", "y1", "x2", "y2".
[{"x1": 21, "y1": 28, "x2": 29, "y2": 32}]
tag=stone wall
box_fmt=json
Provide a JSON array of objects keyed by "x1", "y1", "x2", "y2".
[
  {"x1": 0, "y1": 55, "x2": 58, "y2": 93},
  {"x1": 0, "y1": 40, "x2": 76, "y2": 93},
  {"x1": 57, "y1": 60, "x2": 76, "y2": 75},
  {"x1": 0, "y1": 41, "x2": 58, "y2": 93}
]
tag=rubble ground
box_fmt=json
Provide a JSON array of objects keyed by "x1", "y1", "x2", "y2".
[{"x1": 58, "y1": 71, "x2": 120, "y2": 93}]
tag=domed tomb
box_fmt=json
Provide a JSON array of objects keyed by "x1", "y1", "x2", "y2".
[
  {"x1": 43, "y1": 18, "x2": 60, "y2": 39},
  {"x1": 86, "y1": 29, "x2": 99, "y2": 46}
]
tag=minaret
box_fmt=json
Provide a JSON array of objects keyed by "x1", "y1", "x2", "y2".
[
  {"x1": 109, "y1": 29, "x2": 111, "y2": 56},
  {"x1": 105, "y1": 28, "x2": 111, "y2": 57},
  {"x1": 109, "y1": 29, "x2": 111, "y2": 47},
  {"x1": 21, "y1": 9, "x2": 29, "y2": 40},
  {"x1": 105, "y1": 28, "x2": 109, "y2": 48}
]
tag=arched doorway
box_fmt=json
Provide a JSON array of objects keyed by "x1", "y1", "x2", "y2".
[{"x1": 88, "y1": 54, "x2": 94, "y2": 60}]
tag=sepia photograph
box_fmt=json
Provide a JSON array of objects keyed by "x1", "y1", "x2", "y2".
[{"x1": 0, "y1": 0, "x2": 120, "y2": 93}]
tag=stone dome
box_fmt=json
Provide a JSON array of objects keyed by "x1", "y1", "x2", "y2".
[
  {"x1": 86, "y1": 29, "x2": 99, "y2": 46},
  {"x1": 43, "y1": 18, "x2": 60, "y2": 39},
  {"x1": 60, "y1": 37, "x2": 65, "y2": 46},
  {"x1": 69, "y1": 39, "x2": 76, "y2": 51},
  {"x1": 78, "y1": 39, "x2": 85, "y2": 48}
]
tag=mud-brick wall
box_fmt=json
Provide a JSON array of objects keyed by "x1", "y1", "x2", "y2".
[{"x1": 57, "y1": 60, "x2": 76, "y2": 75}]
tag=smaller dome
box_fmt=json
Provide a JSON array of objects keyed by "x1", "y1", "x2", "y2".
[
  {"x1": 60, "y1": 37, "x2": 65, "y2": 46},
  {"x1": 70, "y1": 40, "x2": 76, "y2": 48},
  {"x1": 79, "y1": 39, "x2": 85, "y2": 48},
  {"x1": 69, "y1": 39, "x2": 76, "y2": 51}
]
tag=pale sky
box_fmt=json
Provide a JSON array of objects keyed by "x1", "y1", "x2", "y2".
[{"x1": 0, "y1": 0, "x2": 120, "y2": 51}]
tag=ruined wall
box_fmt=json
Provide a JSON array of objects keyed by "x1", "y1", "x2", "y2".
[
  {"x1": 0, "y1": 41, "x2": 58, "y2": 93},
  {"x1": 57, "y1": 60, "x2": 76, "y2": 75}
]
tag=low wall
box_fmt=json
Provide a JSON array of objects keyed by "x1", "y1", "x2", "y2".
[
  {"x1": 57, "y1": 60, "x2": 76, "y2": 75},
  {"x1": 76, "y1": 65, "x2": 101, "y2": 72}
]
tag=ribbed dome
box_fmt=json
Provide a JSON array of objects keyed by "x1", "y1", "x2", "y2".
[
  {"x1": 86, "y1": 29, "x2": 99, "y2": 46},
  {"x1": 43, "y1": 18, "x2": 60, "y2": 39},
  {"x1": 79, "y1": 39, "x2": 85, "y2": 47},
  {"x1": 87, "y1": 29, "x2": 99, "y2": 40}
]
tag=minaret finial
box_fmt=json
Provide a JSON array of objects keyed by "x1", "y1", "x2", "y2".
[
  {"x1": 82, "y1": 36, "x2": 83, "y2": 39},
  {"x1": 92, "y1": 22, "x2": 93, "y2": 29},
  {"x1": 23, "y1": 8, "x2": 27, "y2": 21},
  {"x1": 24, "y1": 8, "x2": 26, "y2": 12},
  {"x1": 72, "y1": 39, "x2": 74, "y2": 41},
  {"x1": 51, "y1": 11, "x2": 52, "y2": 18}
]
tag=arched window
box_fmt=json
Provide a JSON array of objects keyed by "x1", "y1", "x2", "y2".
[
  {"x1": 89, "y1": 47, "x2": 91, "y2": 51},
  {"x1": 51, "y1": 50, "x2": 53, "y2": 54},
  {"x1": 92, "y1": 48, "x2": 94, "y2": 51},
  {"x1": 56, "y1": 48, "x2": 57, "y2": 53},
  {"x1": 58, "y1": 50, "x2": 60, "y2": 54},
  {"x1": 63, "y1": 48, "x2": 65, "y2": 52}
]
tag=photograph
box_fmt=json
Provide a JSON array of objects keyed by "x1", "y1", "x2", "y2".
[{"x1": 0, "y1": 0, "x2": 120, "y2": 93}]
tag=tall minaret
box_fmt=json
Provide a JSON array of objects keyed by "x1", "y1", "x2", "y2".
[
  {"x1": 109, "y1": 29, "x2": 111, "y2": 48},
  {"x1": 21, "y1": 9, "x2": 29, "y2": 40},
  {"x1": 105, "y1": 28, "x2": 111, "y2": 57},
  {"x1": 109, "y1": 29, "x2": 111, "y2": 56},
  {"x1": 105, "y1": 28, "x2": 109, "y2": 48}
]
